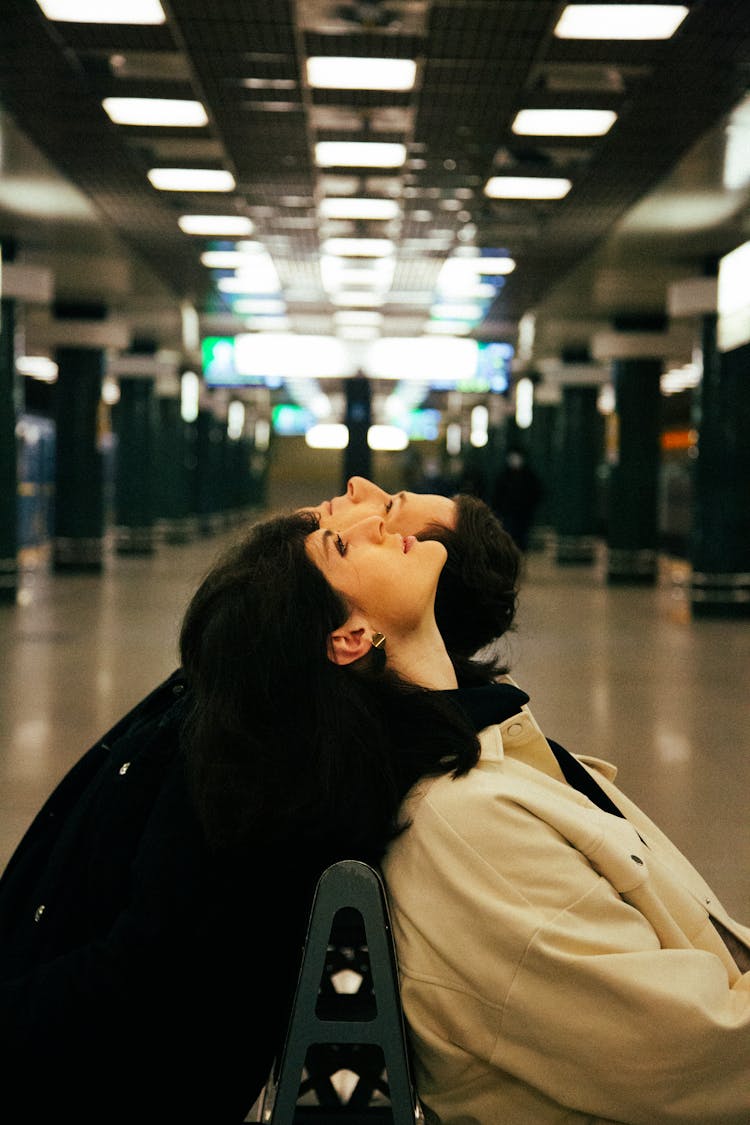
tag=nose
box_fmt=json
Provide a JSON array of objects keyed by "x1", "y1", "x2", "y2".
[
  {"x1": 347, "y1": 477, "x2": 385, "y2": 503},
  {"x1": 346, "y1": 515, "x2": 386, "y2": 543}
]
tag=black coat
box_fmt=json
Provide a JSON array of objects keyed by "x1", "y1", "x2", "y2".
[{"x1": 0, "y1": 671, "x2": 323, "y2": 1124}]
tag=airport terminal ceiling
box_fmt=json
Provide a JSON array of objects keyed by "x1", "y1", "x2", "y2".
[{"x1": 1, "y1": 0, "x2": 750, "y2": 390}]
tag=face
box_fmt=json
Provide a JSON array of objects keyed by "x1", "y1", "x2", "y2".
[
  {"x1": 304, "y1": 514, "x2": 447, "y2": 636},
  {"x1": 306, "y1": 476, "x2": 456, "y2": 538}
]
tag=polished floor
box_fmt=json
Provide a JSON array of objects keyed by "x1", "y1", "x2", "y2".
[{"x1": 1, "y1": 518, "x2": 749, "y2": 922}]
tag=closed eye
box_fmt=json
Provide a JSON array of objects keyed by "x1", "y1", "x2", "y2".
[
  {"x1": 335, "y1": 533, "x2": 348, "y2": 557},
  {"x1": 384, "y1": 498, "x2": 393, "y2": 514}
]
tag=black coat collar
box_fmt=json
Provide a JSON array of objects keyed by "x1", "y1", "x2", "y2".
[{"x1": 442, "y1": 681, "x2": 529, "y2": 733}]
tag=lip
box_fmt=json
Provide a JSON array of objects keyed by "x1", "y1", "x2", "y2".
[{"x1": 403, "y1": 535, "x2": 416, "y2": 554}]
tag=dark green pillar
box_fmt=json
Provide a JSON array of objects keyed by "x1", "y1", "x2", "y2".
[
  {"x1": 690, "y1": 317, "x2": 750, "y2": 616},
  {"x1": 114, "y1": 374, "x2": 156, "y2": 553},
  {"x1": 194, "y1": 406, "x2": 224, "y2": 535},
  {"x1": 527, "y1": 395, "x2": 559, "y2": 548},
  {"x1": 342, "y1": 373, "x2": 372, "y2": 488},
  {"x1": 554, "y1": 384, "x2": 601, "y2": 565},
  {"x1": 155, "y1": 387, "x2": 192, "y2": 544},
  {"x1": 53, "y1": 346, "x2": 105, "y2": 571},
  {"x1": 0, "y1": 295, "x2": 18, "y2": 602},
  {"x1": 606, "y1": 358, "x2": 662, "y2": 584}
]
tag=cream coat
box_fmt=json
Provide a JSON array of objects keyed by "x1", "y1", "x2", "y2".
[{"x1": 381, "y1": 699, "x2": 750, "y2": 1124}]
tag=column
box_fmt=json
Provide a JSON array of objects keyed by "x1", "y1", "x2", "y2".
[
  {"x1": 342, "y1": 373, "x2": 372, "y2": 487},
  {"x1": 111, "y1": 352, "x2": 157, "y2": 554},
  {"x1": 526, "y1": 384, "x2": 560, "y2": 549},
  {"x1": 53, "y1": 345, "x2": 106, "y2": 570},
  {"x1": 607, "y1": 357, "x2": 662, "y2": 584},
  {"x1": 538, "y1": 357, "x2": 606, "y2": 566},
  {"x1": 0, "y1": 291, "x2": 18, "y2": 602},
  {"x1": 593, "y1": 320, "x2": 692, "y2": 585},
  {"x1": 554, "y1": 383, "x2": 601, "y2": 565},
  {"x1": 154, "y1": 364, "x2": 192, "y2": 544},
  {"x1": 0, "y1": 248, "x2": 54, "y2": 598},
  {"x1": 49, "y1": 305, "x2": 129, "y2": 571},
  {"x1": 193, "y1": 395, "x2": 224, "y2": 535},
  {"x1": 671, "y1": 271, "x2": 750, "y2": 617},
  {"x1": 248, "y1": 388, "x2": 272, "y2": 511}
]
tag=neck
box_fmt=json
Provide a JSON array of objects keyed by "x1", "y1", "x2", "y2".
[{"x1": 387, "y1": 621, "x2": 458, "y2": 691}]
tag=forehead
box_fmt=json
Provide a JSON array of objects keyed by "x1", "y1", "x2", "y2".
[
  {"x1": 392, "y1": 491, "x2": 456, "y2": 534},
  {"x1": 309, "y1": 490, "x2": 456, "y2": 534}
]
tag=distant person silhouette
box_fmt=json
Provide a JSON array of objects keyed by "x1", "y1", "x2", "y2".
[{"x1": 491, "y1": 447, "x2": 544, "y2": 552}]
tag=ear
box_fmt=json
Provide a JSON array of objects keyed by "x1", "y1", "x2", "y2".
[{"x1": 327, "y1": 612, "x2": 375, "y2": 667}]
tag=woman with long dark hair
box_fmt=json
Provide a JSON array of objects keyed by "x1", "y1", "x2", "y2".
[
  {"x1": 0, "y1": 489, "x2": 520, "y2": 1125},
  {"x1": 180, "y1": 510, "x2": 750, "y2": 1125}
]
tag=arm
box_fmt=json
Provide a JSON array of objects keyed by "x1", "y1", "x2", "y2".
[{"x1": 388, "y1": 778, "x2": 750, "y2": 1124}]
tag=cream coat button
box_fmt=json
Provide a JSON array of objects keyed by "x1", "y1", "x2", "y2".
[
  {"x1": 34, "y1": 904, "x2": 45, "y2": 922},
  {"x1": 508, "y1": 722, "x2": 523, "y2": 735},
  {"x1": 119, "y1": 762, "x2": 130, "y2": 775}
]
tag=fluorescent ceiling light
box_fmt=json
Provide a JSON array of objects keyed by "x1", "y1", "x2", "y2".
[
  {"x1": 474, "y1": 257, "x2": 516, "y2": 275},
  {"x1": 148, "y1": 168, "x2": 235, "y2": 192},
  {"x1": 437, "y1": 280, "x2": 497, "y2": 300},
  {"x1": 102, "y1": 97, "x2": 208, "y2": 127},
  {"x1": 315, "y1": 142, "x2": 407, "y2": 169},
  {"x1": 322, "y1": 238, "x2": 395, "y2": 257},
  {"x1": 424, "y1": 321, "x2": 473, "y2": 335},
  {"x1": 484, "y1": 176, "x2": 571, "y2": 200},
  {"x1": 245, "y1": 317, "x2": 291, "y2": 331},
  {"x1": 337, "y1": 326, "x2": 381, "y2": 341},
  {"x1": 322, "y1": 254, "x2": 394, "y2": 273},
  {"x1": 200, "y1": 250, "x2": 263, "y2": 268},
  {"x1": 554, "y1": 4, "x2": 688, "y2": 40},
  {"x1": 217, "y1": 256, "x2": 281, "y2": 292},
  {"x1": 37, "y1": 0, "x2": 165, "y2": 22},
  {"x1": 306, "y1": 423, "x2": 350, "y2": 450},
  {"x1": 178, "y1": 215, "x2": 254, "y2": 236},
  {"x1": 365, "y1": 336, "x2": 478, "y2": 380},
  {"x1": 432, "y1": 303, "x2": 485, "y2": 321},
  {"x1": 232, "y1": 299, "x2": 287, "y2": 315},
  {"x1": 331, "y1": 292, "x2": 385, "y2": 307},
  {"x1": 234, "y1": 334, "x2": 354, "y2": 378},
  {"x1": 437, "y1": 259, "x2": 514, "y2": 295},
  {"x1": 333, "y1": 311, "x2": 384, "y2": 326},
  {"x1": 329, "y1": 268, "x2": 392, "y2": 288},
  {"x1": 306, "y1": 57, "x2": 416, "y2": 91},
  {"x1": 16, "y1": 355, "x2": 58, "y2": 381},
  {"x1": 512, "y1": 108, "x2": 617, "y2": 137},
  {"x1": 319, "y1": 198, "x2": 400, "y2": 220},
  {"x1": 367, "y1": 425, "x2": 409, "y2": 451}
]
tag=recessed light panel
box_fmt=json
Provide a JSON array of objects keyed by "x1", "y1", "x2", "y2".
[
  {"x1": 37, "y1": 0, "x2": 165, "y2": 22},
  {"x1": 484, "y1": 176, "x2": 571, "y2": 200},
  {"x1": 554, "y1": 4, "x2": 688, "y2": 40},
  {"x1": 178, "y1": 215, "x2": 254, "y2": 236},
  {"x1": 322, "y1": 238, "x2": 395, "y2": 257},
  {"x1": 315, "y1": 142, "x2": 407, "y2": 169},
  {"x1": 102, "y1": 98, "x2": 208, "y2": 127},
  {"x1": 306, "y1": 57, "x2": 416, "y2": 91},
  {"x1": 319, "y1": 198, "x2": 400, "y2": 220},
  {"x1": 148, "y1": 168, "x2": 235, "y2": 192},
  {"x1": 512, "y1": 109, "x2": 617, "y2": 136}
]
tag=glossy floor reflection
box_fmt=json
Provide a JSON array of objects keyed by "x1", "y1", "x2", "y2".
[{"x1": 1, "y1": 529, "x2": 748, "y2": 921}]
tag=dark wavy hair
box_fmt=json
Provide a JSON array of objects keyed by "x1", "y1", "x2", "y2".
[
  {"x1": 419, "y1": 492, "x2": 521, "y2": 661},
  {"x1": 179, "y1": 511, "x2": 489, "y2": 860}
]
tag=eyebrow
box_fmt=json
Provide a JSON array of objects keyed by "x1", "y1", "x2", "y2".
[{"x1": 320, "y1": 530, "x2": 336, "y2": 559}]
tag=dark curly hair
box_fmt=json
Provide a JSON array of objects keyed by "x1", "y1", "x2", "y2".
[
  {"x1": 179, "y1": 511, "x2": 488, "y2": 861},
  {"x1": 419, "y1": 492, "x2": 521, "y2": 661}
]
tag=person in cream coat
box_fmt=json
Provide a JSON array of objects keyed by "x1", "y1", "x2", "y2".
[{"x1": 381, "y1": 684, "x2": 750, "y2": 1124}]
